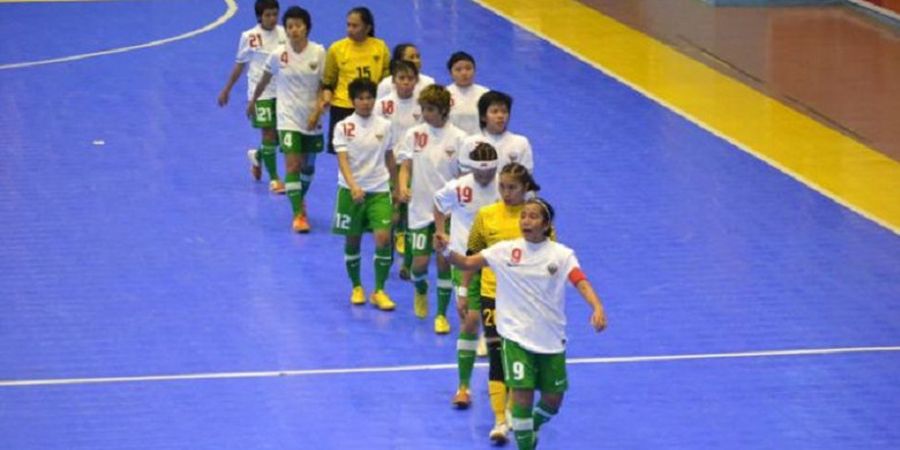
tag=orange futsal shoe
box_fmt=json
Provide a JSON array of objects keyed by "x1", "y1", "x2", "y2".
[
  {"x1": 269, "y1": 180, "x2": 286, "y2": 194},
  {"x1": 292, "y1": 214, "x2": 310, "y2": 233}
]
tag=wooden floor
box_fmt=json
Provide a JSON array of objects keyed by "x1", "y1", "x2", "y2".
[{"x1": 579, "y1": 0, "x2": 900, "y2": 161}]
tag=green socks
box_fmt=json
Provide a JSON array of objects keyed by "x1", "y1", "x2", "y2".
[
  {"x1": 437, "y1": 271, "x2": 452, "y2": 317},
  {"x1": 260, "y1": 141, "x2": 279, "y2": 180},
  {"x1": 285, "y1": 172, "x2": 302, "y2": 215},
  {"x1": 456, "y1": 332, "x2": 478, "y2": 387},
  {"x1": 374, "y1": 246, "x2": 391, "y2": 291}
]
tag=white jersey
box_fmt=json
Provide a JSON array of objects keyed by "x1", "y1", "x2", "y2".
[
  {"x1": 477, "y1": 130, "x2": 534, "y2": 172},
  {"x1": 433, "y1": 174, "x2": 499, "y2": 254},
  {"x1": 447, "y1": 83, "x2": 489, "y2": 135},
  {"x1": 376, "y1": 73, "x2": 436, "y2": 100},
  {"x1": 481, "y1": 239, "x2": 581, "y2": 354},
  {"x1": 376, "y1": 92, "x2": 422, "y2": 148},
  {"x1": 236, "y1": 24, "x2": 286, "y2": 101},
  {"x1": 264, "y1": 41, "x2": 326, "y2": 134},
  {"x1": 333, "y1": 113, "x2": 395, "y2": 193},
  {"x1": 395, "y1": 123, "x2": 466, "y2": 229}
]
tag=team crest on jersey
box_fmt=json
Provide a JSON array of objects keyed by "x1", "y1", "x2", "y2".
[
  {"x1": 413, "y1": 113, "x2": 421, "y2": 121},
  {"x1": 547, "y1": 263, "x2": 558, "y2": 275},
  {"x1": 444, "y1": 147, "x2": 456, "y2": 157},
  {"x1": 374, "y1": 55, "x2": 381, "y2": 62},
  {"x1": 309, "y1": 62, "x2": 318, "y2": 70},
  {"x1": 509, "y1": 154, "x2": 519, "y2": 162},
  {"x1": 375, "y1": 133, "x2": 384, "y2": 141}
]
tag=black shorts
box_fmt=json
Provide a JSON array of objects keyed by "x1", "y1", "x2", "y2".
[{"x1": 327, "y1": 105, "x2": 354, "y2": 154}]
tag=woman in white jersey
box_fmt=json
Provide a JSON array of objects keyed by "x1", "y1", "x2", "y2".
[
  {"x1": 248, "y1": 6, "x2": 326, "y2": 233},
  {"x1": 331, "y1": 78, "x2": 397, "y2": 312},
  {"x1": 476, "y1": 90, "x2": 534, "y2": 172},
  {"x1": 446, "y1": 51, "x2": 490, "y2": 136},
  {"x1": 433, "y1": 142, "x2": 500, "y2": 410},
  {"x1": 376, "y1": 60, "x2": 423, "y2": 280},
  {"x1": 395, "y1": 84, "x2": 466, "y2": 334},
  {"x1": 218, "y1": 0, "x2": 287, "y2": 193},
  {"x1": 377, "y1": 43, "x2": 436, "y2": 99},
  {"x1": 436, "y1": 198, "x2": 607, "y2": 450}
]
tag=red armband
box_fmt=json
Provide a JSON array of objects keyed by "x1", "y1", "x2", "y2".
[{"x1": 568, "y1": 268, "x2": 587, "y2": 286}]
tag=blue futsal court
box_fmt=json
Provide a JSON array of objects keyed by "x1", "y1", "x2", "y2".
[{"x1": 1, "y1": 0, "x2": 899, "y2": 448}]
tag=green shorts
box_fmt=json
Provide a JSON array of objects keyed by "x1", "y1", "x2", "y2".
[
  {"x1": 502, "y1": 338, "x2": 568, "y2": 393},
  {"x1": 332, "y1": 188, "x2": 392, "y2": 236},
  {"x1": 408, "y1": 221, "x2": 450, "y2": 257},
  {"x1": 252, "y1": 98, "x2": 276, "y2": 129},
  {"x1": 451, "y1": 268, "x2": 482, "y2": 310},
  {"x1": 279, "y1": 130, "x2": 324, "y2": 154}
]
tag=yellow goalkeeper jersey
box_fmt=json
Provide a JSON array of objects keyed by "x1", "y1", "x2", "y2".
[{"x1": 323, "y1": 37, "x2": 390, "y2": 108}]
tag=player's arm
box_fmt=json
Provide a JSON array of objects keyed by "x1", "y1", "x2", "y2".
[
  {"x1": 378, "y1": 42, "x2": 391, "y2": 81},
  {"x1": 321, "y1": 44, "x2": 339, "y2": 101},
  {"x1": 218, "y1": 62, "x2": 246, "y2": 106},
  {"x1": 570, "y1": 270, "x2": 607, "y2": 332},
  {"x1": 337, "y1": 151, "x2": 364, "y2": 203},
  {"x1": 435, "y1": 235, "x2": 486, "y2": 271},
  {"x1": 307, "y1": 83, "x2": 328, "y2": 130},
  {"x1": 246, "y1": 71, "x2": 274, "y2": 118}
]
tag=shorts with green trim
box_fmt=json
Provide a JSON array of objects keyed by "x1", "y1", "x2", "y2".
[
  {"x1": 502, "y1": 338, "x2": 568, "y2": 393},
  {"x1": 451, "y1": 268, "x2": 482, "y2": 310},
  {"x1": 408, "y1": 221, "x2": 450, "y2": 257},
  {"x1": 279, "y1": 130, "x2": 324, "y2": 154},
  {"x1": 251, "y1": 98, "x2": 276, "y2": 129},
  {"x1": 332, "y1": 188, "x2": 393, "y2": 236}
]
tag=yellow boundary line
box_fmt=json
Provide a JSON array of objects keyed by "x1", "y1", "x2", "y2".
[{"x1": 475, "y1": 0, "x2": 900, "y2": 235}]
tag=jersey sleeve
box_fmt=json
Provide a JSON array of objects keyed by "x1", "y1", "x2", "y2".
[
  {"x1": 236, "y1": 33, "x2": 251, "y2": 63},
  {"x1": 378, "y1": 41, "x2": 391, "y2": 81},
  {"x1": 332, "y1": 119, "x2": 350, "y2": 153},
  {"x1": 562, "y1": 250, "x2": 583, "y2": 284},
  {"x1": 433, "y1": 179, "x2": 458, "y2": 215},
  {"x1": 323, "y1": 42, "x2": 340, "y2": 89},
  {"x1": 520, "y1": 137, "x2": 534, "y2": 173},
  {"x1": 264, "y1": 49, "x2": 280, "y2": 75},
  {"x1": 377, "y1": 78, "x2": 392, "y2": 99},
  {"x1": 467, "y1": 210, "x2": 488, "y2": 253},
  {"x1": 479, "y1": 240, "x2": 508, "y2": 270},
  {"x1": 394, "y1": 128, "x2": 414, "y2": 162}
]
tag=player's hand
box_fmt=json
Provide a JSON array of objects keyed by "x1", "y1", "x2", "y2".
[
  {"x1": 350, "y1": 186, "x2": 365, "y2": 203},
  {"x1": 433, "y1": 233, "x2": 449, "y2": 252},
  {"x1": 397, "y1": 186, "x2": 411, "y2": 203},
  {"x1": 590, "y1": 307, "x2": 607, "y2": 332},
  {"x1": 218, "y1": 90, "x2": 229, "y2": 107},
  {"x1": 456, "y1": 295, "x2": 468, "y2": 320},
  {"x1": 307, "y1": 109, "x2": 322, "y2": 130},
  {"x1": 245, "y1": 102, "x2": 256, "y2": 119},
  {"x1": 433, "y1": 232, "x2": 448, "y2": 250}
]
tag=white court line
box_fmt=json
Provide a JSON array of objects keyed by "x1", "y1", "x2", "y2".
[
  {"x1": 2, "y1": 345, "x2": 898, "y2": 388},
  {"x1": 472, "y1": 0, "x2": 899, "y2": 237},
  {"x1": 0, "y1": 0, "x2": 237, "y2": 70}
]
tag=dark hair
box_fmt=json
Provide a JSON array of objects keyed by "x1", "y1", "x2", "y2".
[
  {"x1": 348, "y1": 77, "x2": 378, "y2": 100},
  {"x1": 446, "y1": 51, "x2": 475, "y2": 72},
  {"x1": 392, "y1": 60, "x2": 419, "y2": 79},
  {"x1": 418, "y1": 84, "x2": 451, "y2": 118},
  {"x1": 390, "y1": 43, "x2": 416, "y2": 74},
  {"x1": 470, "y1": 142, "x2": 498, "y2": 162},
  {"x1": 349, "y1": 6, "x2": 375, "y2": 37},
  {"x1": 478, "y1": 91, "x2": 513, "y2": 130},
  {"x1": 500, "y1": 163, "x2": 540, "y2": 192},
  {"x1": 255, "y1": 0, "x2": 279, "y2": 20},
  {"x1": 525, "y1": 198, "x2": 556, "y2": 237},
  {"x1": 282, "y1": 6, "x2": 311, "y2": 31}
]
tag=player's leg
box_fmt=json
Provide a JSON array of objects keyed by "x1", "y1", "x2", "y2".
[
  {"x1": 435, "y1": 249, "x2": 453, "y2": 334},
  {"x1": 483, "y1": 297, "x2": 509, "y2": 443},
  {"x1": 532, "y1": 353, "x2": 567, "y2": 437},
  {"x1": 368, "y1": 192, "x2": 395, "y2": 311},
  {"x1": 253, "y1": 99, "x2": 282, "y2": 192},
  {"x1": 280, "y1": 131, "x2": 307, "y2": 232},
  {"x1": 332, "y1": 187, "x2": 365, "y2": 304},
  {"x1": 299, "y1": 133, "x2": 323, "y2": 207},
  {"x1": 453, "y1": 270, "x2": 482, "y2": 408},
  {"x1": 504, "y1": 339, "x2": 539, "y2": 450},
  {"x1": 408, "y1": 224, "x2": 434, "y2": 318}
]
